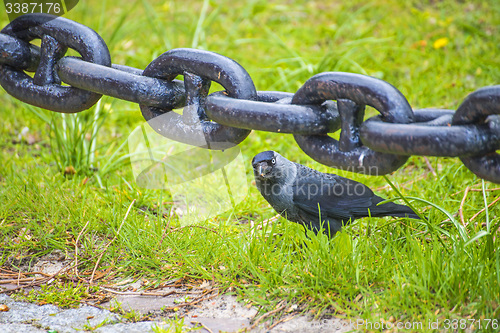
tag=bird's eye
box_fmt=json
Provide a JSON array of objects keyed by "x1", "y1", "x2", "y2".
[{"x1": 271, "y1": 158, "x2": 276, "y2": 164}]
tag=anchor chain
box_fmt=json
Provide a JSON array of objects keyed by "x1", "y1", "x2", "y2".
[{"x1": 1, "y1": 14, "x2": 499, "y2": 182}]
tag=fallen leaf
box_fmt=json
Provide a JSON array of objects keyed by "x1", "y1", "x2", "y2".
[{"x1": 64, "y1": 166, "x2": 76, "y2": 175}]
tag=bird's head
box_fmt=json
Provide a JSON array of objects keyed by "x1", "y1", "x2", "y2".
[{"x1": 252, "y1": 150, "x2": 292, "y2": 181}]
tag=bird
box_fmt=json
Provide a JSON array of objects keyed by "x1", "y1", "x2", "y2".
[{"x1": 252, "y1": 150, "x2": 420, "y2": 237}]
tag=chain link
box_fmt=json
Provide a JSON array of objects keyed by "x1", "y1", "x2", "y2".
[
  {"x1": 1, "y1": 14, "x2": 499, "y2": 183},
  {"x1": 0, "y1": 13, "x2": 111, "y2": 112}
]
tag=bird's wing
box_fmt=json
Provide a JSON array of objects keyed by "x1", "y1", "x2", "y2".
[{"x1": 291, "y1": 171, "x2": 376, "y2": 221}]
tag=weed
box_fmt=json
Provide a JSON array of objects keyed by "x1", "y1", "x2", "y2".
[
  {"x1": 108, "y1": 299, "x2": 147, "y2": 322},
  {"x1": 82, "y1": 318, "x2": 116, "y2": 331},
  {"x1": 152, "y1": 315, "x2": 201, "y2": 333},
  {"x1": 13, "y1": 282, "x2": 96, "y2": 308}
]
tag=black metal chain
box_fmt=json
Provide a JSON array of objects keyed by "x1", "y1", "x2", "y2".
[{"x1": 1, "y1": 14, "x2": 499, "y2": 183}]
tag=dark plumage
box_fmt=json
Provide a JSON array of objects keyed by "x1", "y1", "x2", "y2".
[{"x1": 252, "y1": 151, "x2": 420, "y2": 237}]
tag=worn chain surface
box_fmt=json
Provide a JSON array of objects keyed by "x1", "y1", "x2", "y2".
[{"x1": 1, "y1": 14, "x2": 499, "y2": 183}]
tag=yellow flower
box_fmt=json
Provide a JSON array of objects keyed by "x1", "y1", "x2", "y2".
[{"x1": 433, "y1": 37, "x2": 449, "y2": 49}]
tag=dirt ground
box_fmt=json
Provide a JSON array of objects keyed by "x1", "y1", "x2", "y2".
[{"x1": 0, "y1": 252, "x2": 353, "y2": 332}]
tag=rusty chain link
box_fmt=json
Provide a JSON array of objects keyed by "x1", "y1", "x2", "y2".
[{"x1": 1, "y1": 14, "x2": 499, "y2": 183}]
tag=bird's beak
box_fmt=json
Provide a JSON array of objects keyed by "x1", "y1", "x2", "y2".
[
  {"x1": 256, "y1": 162, "x2": 270, "y2": 177},
  {"x1": 258, "y1": 165, "x2": 264, "y2": 177}
]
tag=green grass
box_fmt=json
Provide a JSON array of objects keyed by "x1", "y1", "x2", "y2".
[
  {"x1": 152, "y1": 316, "x2": 202, "y2": 333},
  {"x1": 1, "y1": 0, "x2": 499, "y2": 329},
  {"x1": 13, "y1": 282, "x2": 98, "y2": 308}
]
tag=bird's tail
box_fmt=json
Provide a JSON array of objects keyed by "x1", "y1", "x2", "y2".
[{"x1": 372, "y1": 199, "x2": 421, "y2": 220}]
